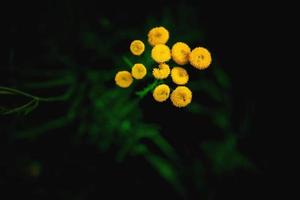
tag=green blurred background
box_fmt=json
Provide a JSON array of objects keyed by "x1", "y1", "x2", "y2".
[{"x1": 1, "y1": 0, "x2": 274, "y2": 199}]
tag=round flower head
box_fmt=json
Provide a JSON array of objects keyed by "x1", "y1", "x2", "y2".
[
  {"x1": 151, "y1": 44, "x2": 171, "y2": 63},
  {"x1": 189, "y1": 47, "x2": 212, "y2": 70},
  {"x1": 152, "y1": 63, "x2": 170, "y2": 79},
  {"x1": 170, "y1": 86, "x2": 192, "y2": 107},
  {"x1": 115, "y1": 71, "x2": 133, "y2": 88},
  {"x1": 153, "y1": 84, "x2": 170, "y2": 102},
  {"x1": 148, "y1": 26, "x2": 169, "y2": 46},
  {"x1": 130, "y1": 40, "x2": 145, "y2": 56},
  {"x1": 171, "y1": 42, "x2": 191, "y2": 65},
  {"x1": 131, "y1": 63, "x2": 147, "y2": 79},
  {"x1": 171, "y1": 67, "x2": 189, "y2": 85}
]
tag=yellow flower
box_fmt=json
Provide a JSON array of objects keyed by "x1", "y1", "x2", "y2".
[
  {"x1": 171, "y1": 42, "x2": 191, "y2": 65},
  {"x1": 171, "y1": 67, "x2": 189, "y2": 85},
  {"x1": 153, "y1": 84, "x2": 170, "y2": 102},
  {"x1": 131, "y1": 63, "x2": 147, "y2": 79},
  {"x1": 148, "y1": 26, "x2": 169, "y2": 46},
  {"x1": 151, "y1": 44, "x2": 171, "y2": 63},
  {"x1": 130, "y1": 40, "x2": 145, "y2": 56},
  {"x1": 152, "y1": 63, "x2": 170, "y2": 79},
  {"x1": 189, "y1": 47, "x2": 212, "y2": 70},
  {"x1": 170, "y1": 86, "x2": 192, "y2": 107},
  {"x1": 115, "y1": 71, "x2": 133, "y2": 88}
]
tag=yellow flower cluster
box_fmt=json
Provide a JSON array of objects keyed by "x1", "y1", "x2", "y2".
[
  {"x1": 114, "y1": 26, "x2": 212, "y2": 108},
  {"x1": 152, "y1": 84, "x2": 192, "y2": 107},
  {"x1": 114, "y1": 40, "x2": 147, "y2": 88}
]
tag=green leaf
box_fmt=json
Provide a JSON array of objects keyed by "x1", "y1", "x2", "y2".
[
  {"x1": 213, "y1": 67, "x2": 231, "y2": 89},
  {"x1": 212, "y1": 109, "x2": 230, "y2": 130},
  {"x1": 201, "y1": 135, "x2": 255, "y2": 174},
  {"x1": 187, "y1": 103, "x2": 211, "y2": 115},
  {"x1": 145, "y1": 154, "x2": 184, "y2": 195},
  {"x1": 189, "y1": 79, "x2": 223, "y2": 102}
]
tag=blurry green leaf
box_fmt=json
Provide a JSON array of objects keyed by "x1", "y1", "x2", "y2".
[
  {"x1": 213, "y1": 67, "x2": 231, "y2": 89},
  {"x1": 115, "y1": 135, "x2": 136, "y2": 162},
  {"x1": 116, "y1": 123, "x2": 153, "y2": 162},
  {"x1": 120, "y1": 120, "x2": 131, "y2": 132},
  {"x1": 193, "y1": 160, "x2": 206, "y2": 193},
  {"x1": 146, "y1": 154, "x2": 184, "y2": 195},
  {"x1": 98, "y1": 18, "x2": 111, "y2": 28},
  {"x1": 16, "y1": 116, "x2": 70, "y2": 139},
  {"x1": 187, "y1": 103, "x2": 210, "y2": 115},
  {"x1": 23, "y1": 75, "x2": 74, "y2": 89},
  {"x1": 189, "y1": 79, "x2": 223, "y2": 102},
  {"x1": 86, "y1": 70, "x2": 115, "y2": 83},
  {"x1": 201, "y1": 135, "x2": 255, "y2": 174},
  {"x1": 151, "y1": 134, "x2": 178, "y2": 161},
  {"x1": 82, "y1": 31, "x2": 99, "y2": 49},
  {"x1": 141, "y1": 127, "x2": 178, "y2": 161},
  {"x1": 212, "y1": 109, "x2": 230, "y2": 130},
  {"x1": 131, "y1": 144, "x2": 149, "y2": 156}
]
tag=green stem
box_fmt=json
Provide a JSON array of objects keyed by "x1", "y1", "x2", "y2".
[
  {"x1": 23, "y1": 75, "x2": 74, "y2": 89},
  {"x1": 0, "y1": 86, "x2": 39, "y2": 99},
  {"x1": 135, "y1": 79, "x2": 162, "y2": 98},
  {"x1": 0, "y1": 86, "x2": 74, "y2": 102},
  {"x1": 2, "y1": 99, "x2": 37, "y2": 115},
  {"x1": 122, "y1": 56, "x2": 133, "y2": 67}
]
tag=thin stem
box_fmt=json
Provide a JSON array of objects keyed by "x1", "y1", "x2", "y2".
[
  {"x1": 23, "y1": 75, "x2": 74, "y2": 89},
  {"x1": 135, "y1": 79, "x2": 162, "y2": 98},
  {"x1": 2, "y1": 99, "x2": 36, "y2": 115},
  {"x1": 0, "y1": 86, "x2": 38, "y2": 99},
  {"x1": 38, "y1": 86, "x2": 75, "y2": 102},
  {"x1": 0, "y1": 86, "x2": 74, "y2": 102},
  {"x1": 122, "y1": 56, "x2": 133, "y2": 67}
]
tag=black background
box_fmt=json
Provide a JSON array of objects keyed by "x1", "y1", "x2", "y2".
[{"x1": 2, "y1": 0, "x2": 285, "y2": 199}]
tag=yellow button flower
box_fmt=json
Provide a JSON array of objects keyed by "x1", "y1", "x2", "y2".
[
  {"x1": 130, "y1": 40, "x2": 145, "y2": 56},
  {"x1": 115, "y1": 71, "x2": 133, "y2": 88},
  {"x1": 171, "y1": 42, "x2": 191, "y2": 65},
  {"x1": 171, "y1": 67, "x2": 189, "y2": 85},
  {"x1": 151, "y1": 44, "x2": 171, "y2": 63},
  {"x1": 170, "y1": 86, "x2": 192, "y2": 107},
  {"x1": 153, "y1": 84, "x2": 171, "y2": 102},
  {"x1": 131, "y1": 63, "x2": 147, "y2": 79},
  {"x1": 152, "y1": 63, "x2": 170, "y2": 79},
  {"x1": 148, "y1": 26, "x2": 169, "y2": 46},
  {"x1": 189, "y1": 47, "x2": 212, "y2": 70}
]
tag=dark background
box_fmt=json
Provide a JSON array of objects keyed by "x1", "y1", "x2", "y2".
[{"x1": 1, "y1": 0, "x2": 281, "y2": 199}]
